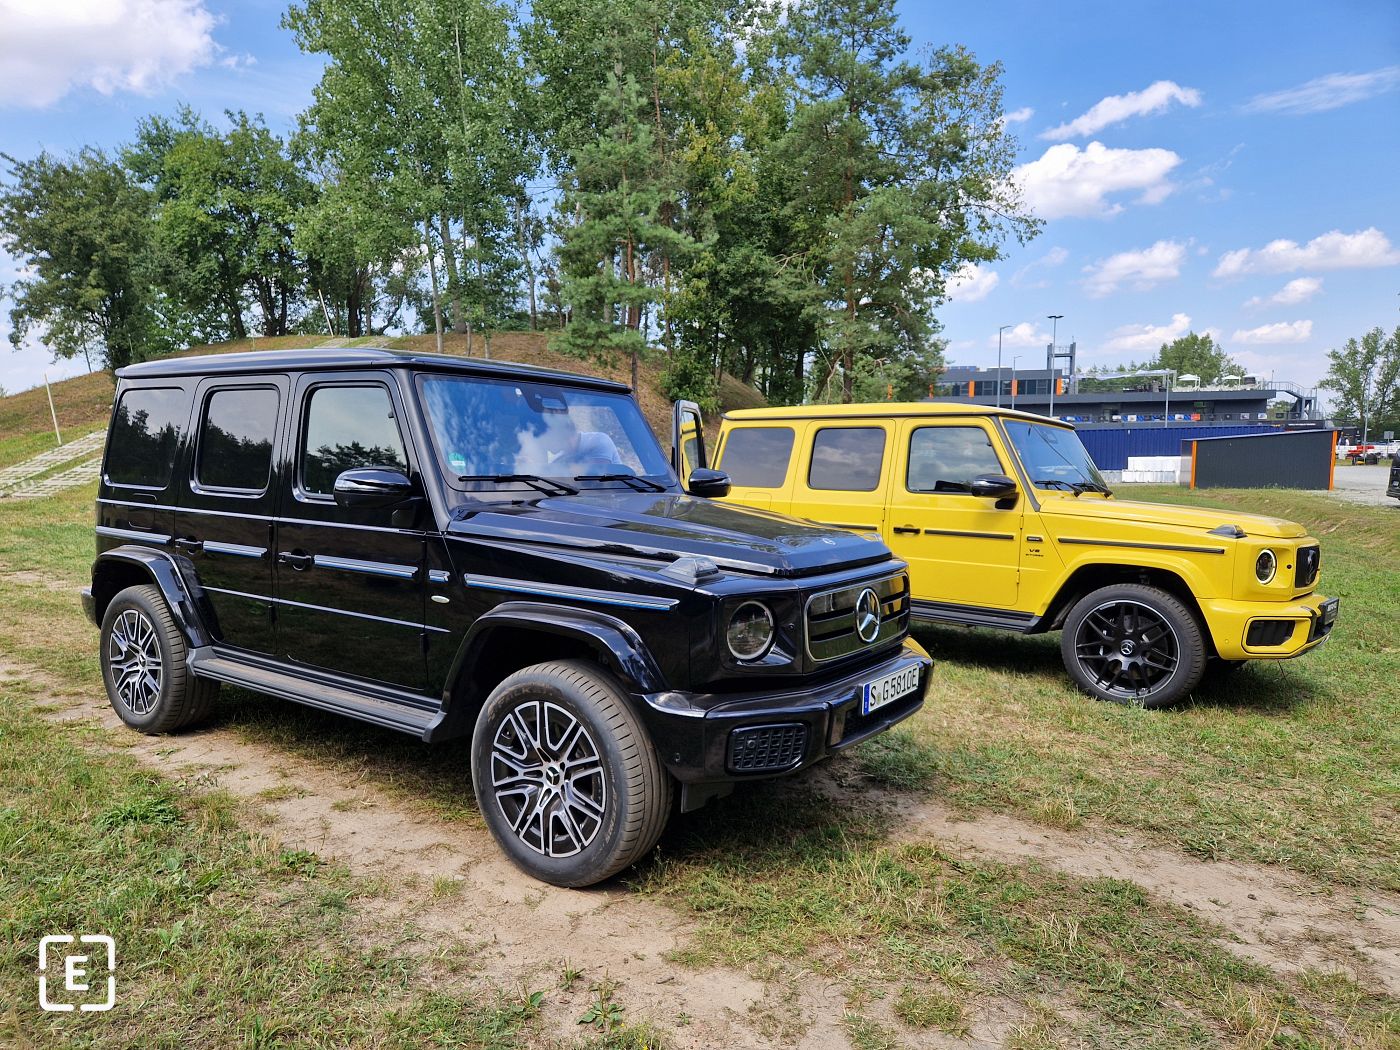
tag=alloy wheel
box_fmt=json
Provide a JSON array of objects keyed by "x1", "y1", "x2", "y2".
[
  {"x1": 489, "y1": 699, "x2": 607, "y2": 858},
  {"x1": 107, "y1": 608, "x2": 164, "y2": 716},
  {"x1": 1073, "y1": 599, "x2": 1180, "y2": 703}
]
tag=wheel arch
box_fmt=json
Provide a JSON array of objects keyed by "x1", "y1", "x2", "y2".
[
  {"x1": 426, "y1": 601, "x2": 667, "y2": 743},
  {"x1": 91, "y1": 547, "x2": 214, "y2": 648},
  {"x1": 1040, "y1": 562, "x2": 1214, "y2": 654}
]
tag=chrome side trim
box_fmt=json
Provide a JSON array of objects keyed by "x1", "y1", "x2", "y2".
[
  {"x1": 201, "y1": 585, "x2": 449, "y2": 632},
  {"x1": 204, "y1": 540, "x2": 267, "y2": 559},
  {"x1": 313, "y1": 554, "x2": 418, "y2": 579},
  {"x1": 98, "y1": 498, "x2": 430, "y2": 537},
  {"x1": 462, "y1": 574, "x2": 678, "y2": 611},
  {"x1": 922, "y1": 528, "x2": 1015, "y2": 541},
  {"x1": 97, "y1": 526, "x2": 170, "y2": 545},
  {"x1": 1057, "y1": 537, "x2": 1226, "y2": 555}
]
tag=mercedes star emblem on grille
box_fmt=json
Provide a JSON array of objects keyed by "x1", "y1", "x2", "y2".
[{"x1": 854, "y1": 587, "x2": 881, "y2": 643}]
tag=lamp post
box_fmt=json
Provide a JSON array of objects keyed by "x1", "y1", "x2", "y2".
[
  {"x1": 1010, "y1": 356, "x2": 1021, "y2": 409},
  {"x1": 1047, "y1": 314, "x2": 1064, "y2": 417},
  {"x1": 996, "y1": 324, "x2": 1012, "y2": 408}
]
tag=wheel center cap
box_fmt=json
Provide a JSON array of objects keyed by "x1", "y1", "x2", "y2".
[
  {"x1": 1119, "y1": 640, "x2": 1136, "y2": 656},
  {"x1": 545, "y1": 766, "x2": 562, "y2": 786}
]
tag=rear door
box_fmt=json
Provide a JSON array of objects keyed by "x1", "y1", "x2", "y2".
[
  {"x1": 274, "y1": 372, "x2": 429, "y2": 693},
  {"x1": 886, "y1": 420, "x2": 1022, "y2": 609},
  {"x1": 787, "y1": 422, "x2": 891, "y2": 533},
  {"x1": 174, "y1": 377, "x2": 285, "y2": 654}
]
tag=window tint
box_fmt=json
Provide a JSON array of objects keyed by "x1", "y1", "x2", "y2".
[
  {"x1": 907, "y1": 426, "x2": 1003, "y2": 493},
  {"x1": 105, "y1": 387, "x2": 187, "y2": 488},
  {"x1": 719, "y1": 427, "x2": 794, "y2": 488},
  {"x1": 808, "y1": 427, "x2": 885, "y2": 491},
  {"x1": 301, "y1": 385, "x2": 408, "y2": 496},
  {"x1": 197, "y1": 388, "x2": 279, "y2": 492}
]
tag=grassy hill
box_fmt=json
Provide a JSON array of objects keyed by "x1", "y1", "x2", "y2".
[{"x1": 0, "y1": 332, "x2": 767, "y2": 470}]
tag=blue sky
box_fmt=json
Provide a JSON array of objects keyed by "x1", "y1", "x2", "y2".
[{"x1": 1, "y1": 0, "x2": 1398, "y2": 397}]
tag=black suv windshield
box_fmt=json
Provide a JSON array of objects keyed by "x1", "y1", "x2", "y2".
[
  {"x1": 418, "y1": 374, "x2": 676, "y2": 494},
  {"x1": 1003, "y1": 420, "x2": 1110, "y2": 493}
]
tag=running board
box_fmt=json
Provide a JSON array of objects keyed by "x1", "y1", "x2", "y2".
[
  {"x1": 189, "y1": 648, "x2": 440, "y2": 738},
  {"x1": 910, "y1": 600, "x2": 1040, "y2": 633}
]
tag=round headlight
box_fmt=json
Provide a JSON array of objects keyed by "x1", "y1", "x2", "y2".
[
  {"x1": 1255, "y1": 549, "x2": 1277, "y2": 584},
  {"x1": 726, "y1": 601, "x2": 775, "y2": 661}
]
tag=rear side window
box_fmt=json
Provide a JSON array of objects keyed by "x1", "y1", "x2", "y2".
[
  {"x1": 907, "y1": 426, "x2": 1003, "y2": 493},
  {"x1": 719, "y1": 427, "x2": 794, "y2": 488},
  {"x1": 301, "y1": 385, "x2": 408, "y2": 496},
  {"x1": 808, "y1": 427, "x2": 886, "y2": 491},
  {"x1": 196, "y1": 387, "x2": 279, "y2": 493},
  {"x1": 105, "y1": 387, "x2": 188, "y2": 488}
]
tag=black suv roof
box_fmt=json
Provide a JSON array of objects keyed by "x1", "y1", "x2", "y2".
[{"x1": 115, "y1": 346, "x2": 631, "y2": 393}]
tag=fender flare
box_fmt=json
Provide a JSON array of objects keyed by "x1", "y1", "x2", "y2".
[
  {"x1": 426, "y1": 600, "x2": 667, "y2": 742},
  {"x1": 92, "y1": 546, "x2": 215, "y2": 649}
]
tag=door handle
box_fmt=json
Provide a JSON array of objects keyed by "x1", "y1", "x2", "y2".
[
  {"x1": 278, "y1": 551, "x2": 314, "y2": 571},
  {"x1": 892, "y1": 525, "x2": 921, "y2": 535},
  {"x1": 172, "y1": 537, "x2": 204, "y2": 553}
]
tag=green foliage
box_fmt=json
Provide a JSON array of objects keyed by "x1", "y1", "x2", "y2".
[
  {"x1": 660, "y1": 345, "x2": 719, "y2": 413},
  {"x1": 1153, "y1": 331, "x2": 1242, "y2": 383},
  {"x1": 1320, "y1": 325, "x2": 1400, "y2": 438}
]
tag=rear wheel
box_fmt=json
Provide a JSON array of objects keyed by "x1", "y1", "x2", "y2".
[
  {"x1": 100, "y1": 584, "x2": 219, "y2": 733},
  {"x1": 471, "y1": 660, "x2": 671, "y2": 887},
  {"x1": 1060, "y1": 584, "x2": 1206, "y2": 709}
]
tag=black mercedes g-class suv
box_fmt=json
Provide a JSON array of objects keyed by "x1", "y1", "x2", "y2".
[{"x1": 81, "y1": 348, "x2": 931, "y2": 886}]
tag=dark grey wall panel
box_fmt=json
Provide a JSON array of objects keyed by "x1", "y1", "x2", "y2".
[{"x1": 1191, "y1": 430, "x2": 1336, "y2": 489}]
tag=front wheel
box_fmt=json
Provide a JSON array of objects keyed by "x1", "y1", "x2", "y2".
[
  {"x1": 1060, "y1": 584, "x2": 1206, "y2": 709},
  {"x1": 471, "y1": 660, "x2": 672, "y2": 887}
]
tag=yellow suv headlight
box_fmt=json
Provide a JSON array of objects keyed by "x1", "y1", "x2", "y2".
[{"x1": 1254, "y1": 548, "x2": 1277, "y2": 584}]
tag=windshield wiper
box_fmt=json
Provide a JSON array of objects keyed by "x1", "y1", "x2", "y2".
[
  {"x1": 458, "y1": 473, "x2": 578, "y2": 496},
  {"x1": 574, "y1": 473, "x2": 668, "y2": 493},
  {"x1": 1031, "y1": 478, "x2": 1078, "y2": 491},
  {"x1": 1071, "y1": 480, "x2": 1114, "y2": 497}
]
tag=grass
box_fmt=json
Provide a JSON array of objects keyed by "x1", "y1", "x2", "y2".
[{"x1": 0, "y1": 423, "x2": 1396, "y2": 1044}]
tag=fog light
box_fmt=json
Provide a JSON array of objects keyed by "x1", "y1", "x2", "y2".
[{"x1": 1255, "y1": 549, "x2": 1277, "y2": 584}]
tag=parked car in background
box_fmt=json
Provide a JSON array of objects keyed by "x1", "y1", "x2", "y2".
[
  {"x1": 82, "y1": 350, "x2": 932, "y2": 886},
  {"x1": 705, "y1": 403, "x2": 1338, "y2": 709},
  {"x1": 1389, "y1": 457, "x2": 1400, "y2": 501}
]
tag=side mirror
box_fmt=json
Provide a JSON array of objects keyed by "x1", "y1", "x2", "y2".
[
  {"x1": 969, "y1": 473, "x2": 1018, "y2": 499},
  {"x1": 687, "y1": 468, "x2": 731, "y2": 498},
  {"x1": 333, "y1": 467, "x2": 415, "y2": 509}
]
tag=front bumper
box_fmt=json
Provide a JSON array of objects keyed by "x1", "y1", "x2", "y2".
[
  {"x1": 1200, "y1": 592, "x2": 1338, "y2": 660},
  {"x1": 635, "y1": 639, "x2": 933, "y2": 801}
]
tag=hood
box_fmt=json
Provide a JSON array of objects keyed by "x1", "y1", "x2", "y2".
[
  {"x1": 1041, "y1": 496, "x2": 1309, "y2": 539},
  {"x1": 445, "y1": 491, "x2": 891, "y2": 577}
]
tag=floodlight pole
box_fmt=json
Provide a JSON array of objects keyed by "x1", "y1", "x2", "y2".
[{"x1": 996, "y1": 325, "x2": 1012, "y2": 408}]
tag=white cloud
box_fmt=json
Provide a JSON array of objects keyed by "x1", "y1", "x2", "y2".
[
  {"x1": 995, "y1": 322, "x2": 1050, "y2": 349},
  {"x1": 1244, "y1": 277, "x2": 1322, "y2": 309},
  {"x1": 1009, "y1": 246, "x2": 1068, "y2": 289},
  {"x1": 1082, "y1": 240, "x2": 1187, "y2": 297},
  {"x1": 1232, "y1": 320, "x2": 1313, "y2": 345},
  {"x1": 945, "y1": 262, "x2": 1000, "y2": 303},
  {"x1": 1244, "y1": 66, "x2": 1400, "y2": 116},
  {"x1": 1102, "y1": 313, "x2": 1193, "y2": 354},
  {"x1": 1002, "y1": 106, "x2": 1035, "y2": 125},
  {"x1": 0, "y1": 0, "x2": 218, "y2": 108},
  {"x1": 1042, "y1": 80, "x2": 1202, "y2": 141},
  {"x1": 1214, "y1": 228, "x2": 1400, "y2": 277},
  {"x1": 1013, "y1": 142, "x2": 1183, "y2": 220}
]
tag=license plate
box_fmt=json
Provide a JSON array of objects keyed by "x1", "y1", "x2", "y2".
[
  {"x1": 1322, "y1": 598, "x2": 1339, "y2": 625},
  {"x1": 862, "y1": 663, "x2": 922, "y2": 715}
]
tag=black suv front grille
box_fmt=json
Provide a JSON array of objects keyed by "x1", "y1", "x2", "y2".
[
  {"x1": 727, "y1": 723, "x2": 807, "y2": 773},
  {"x1": 805, "y1": 572, "x2": 910, "y2": 661},
  {"x1": 1294, "y1": 545, "x2": 1320, "y2": 589}
]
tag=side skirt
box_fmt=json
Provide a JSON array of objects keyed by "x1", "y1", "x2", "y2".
[
  {"x1": 189, "y1": 647, "x2": 441, "y2": 739},
  {"x1": 910, "y1": 599, "x2": 1041, "y2": 634}
]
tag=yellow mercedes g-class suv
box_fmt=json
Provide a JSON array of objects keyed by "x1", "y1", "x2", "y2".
[{"x1": 701, "y1": 403, "x2": 1337, "y2": 708}]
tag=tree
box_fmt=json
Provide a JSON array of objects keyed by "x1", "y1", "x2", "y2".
[
  {"x1": 1320, "y1": 326, "x2": 1400, "y2": 442},
  {"x1": 1153, "y1": 332, "x2": 1241, "y2": 383},
  {"x1": 0, "y1": 149, "x2": 165, "y2": 371}
]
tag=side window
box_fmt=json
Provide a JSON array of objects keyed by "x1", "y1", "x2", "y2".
[
  {"x1": 907, "y1": 426, "x2": 1004, "y2": 494},
  {"x1": 104, "y1": 387, "x2": 188, "y2": 489},
  {"x1": 808, "y1": 427, "x2": 886, "y2": 492},
  {"x1": 196, "y1": 387, "x2": 279, "y2": 493},
  {"x1": 719, "y1": 427, "x2": 795, "y2": 488},
  {"x1": 300, "y1": 385, "x2": 408, "y2": 497}
]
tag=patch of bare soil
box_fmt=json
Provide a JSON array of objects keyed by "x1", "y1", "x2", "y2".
[
  {"x1": 6, "y1": 660, "x2": 848, "y2": 1050},
  {"x1": 882, "y1": 791, "x2": 1400, "y2": 996}
]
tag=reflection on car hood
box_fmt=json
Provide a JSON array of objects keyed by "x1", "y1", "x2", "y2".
[
  {"x1": 1042, "y1": 495, "x2": 1309, "y2": 539},
  {"x1": 445, "y1": 491, "x2": 892, "y2": 576}
]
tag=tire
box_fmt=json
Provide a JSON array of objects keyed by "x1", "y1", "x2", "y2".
[
  {"x1": 471, "y1": 659, "x2": 671, "y2": 887},
  {"x1": 1203, "y1": 657, "x2": 1248, "y2": 683},
  {"x1": 1060, "y1": 584, "x2": 1206, "y2": 709},
  {"x1": 100, "y1": 584, "x2": 219, "y2": 734}
]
